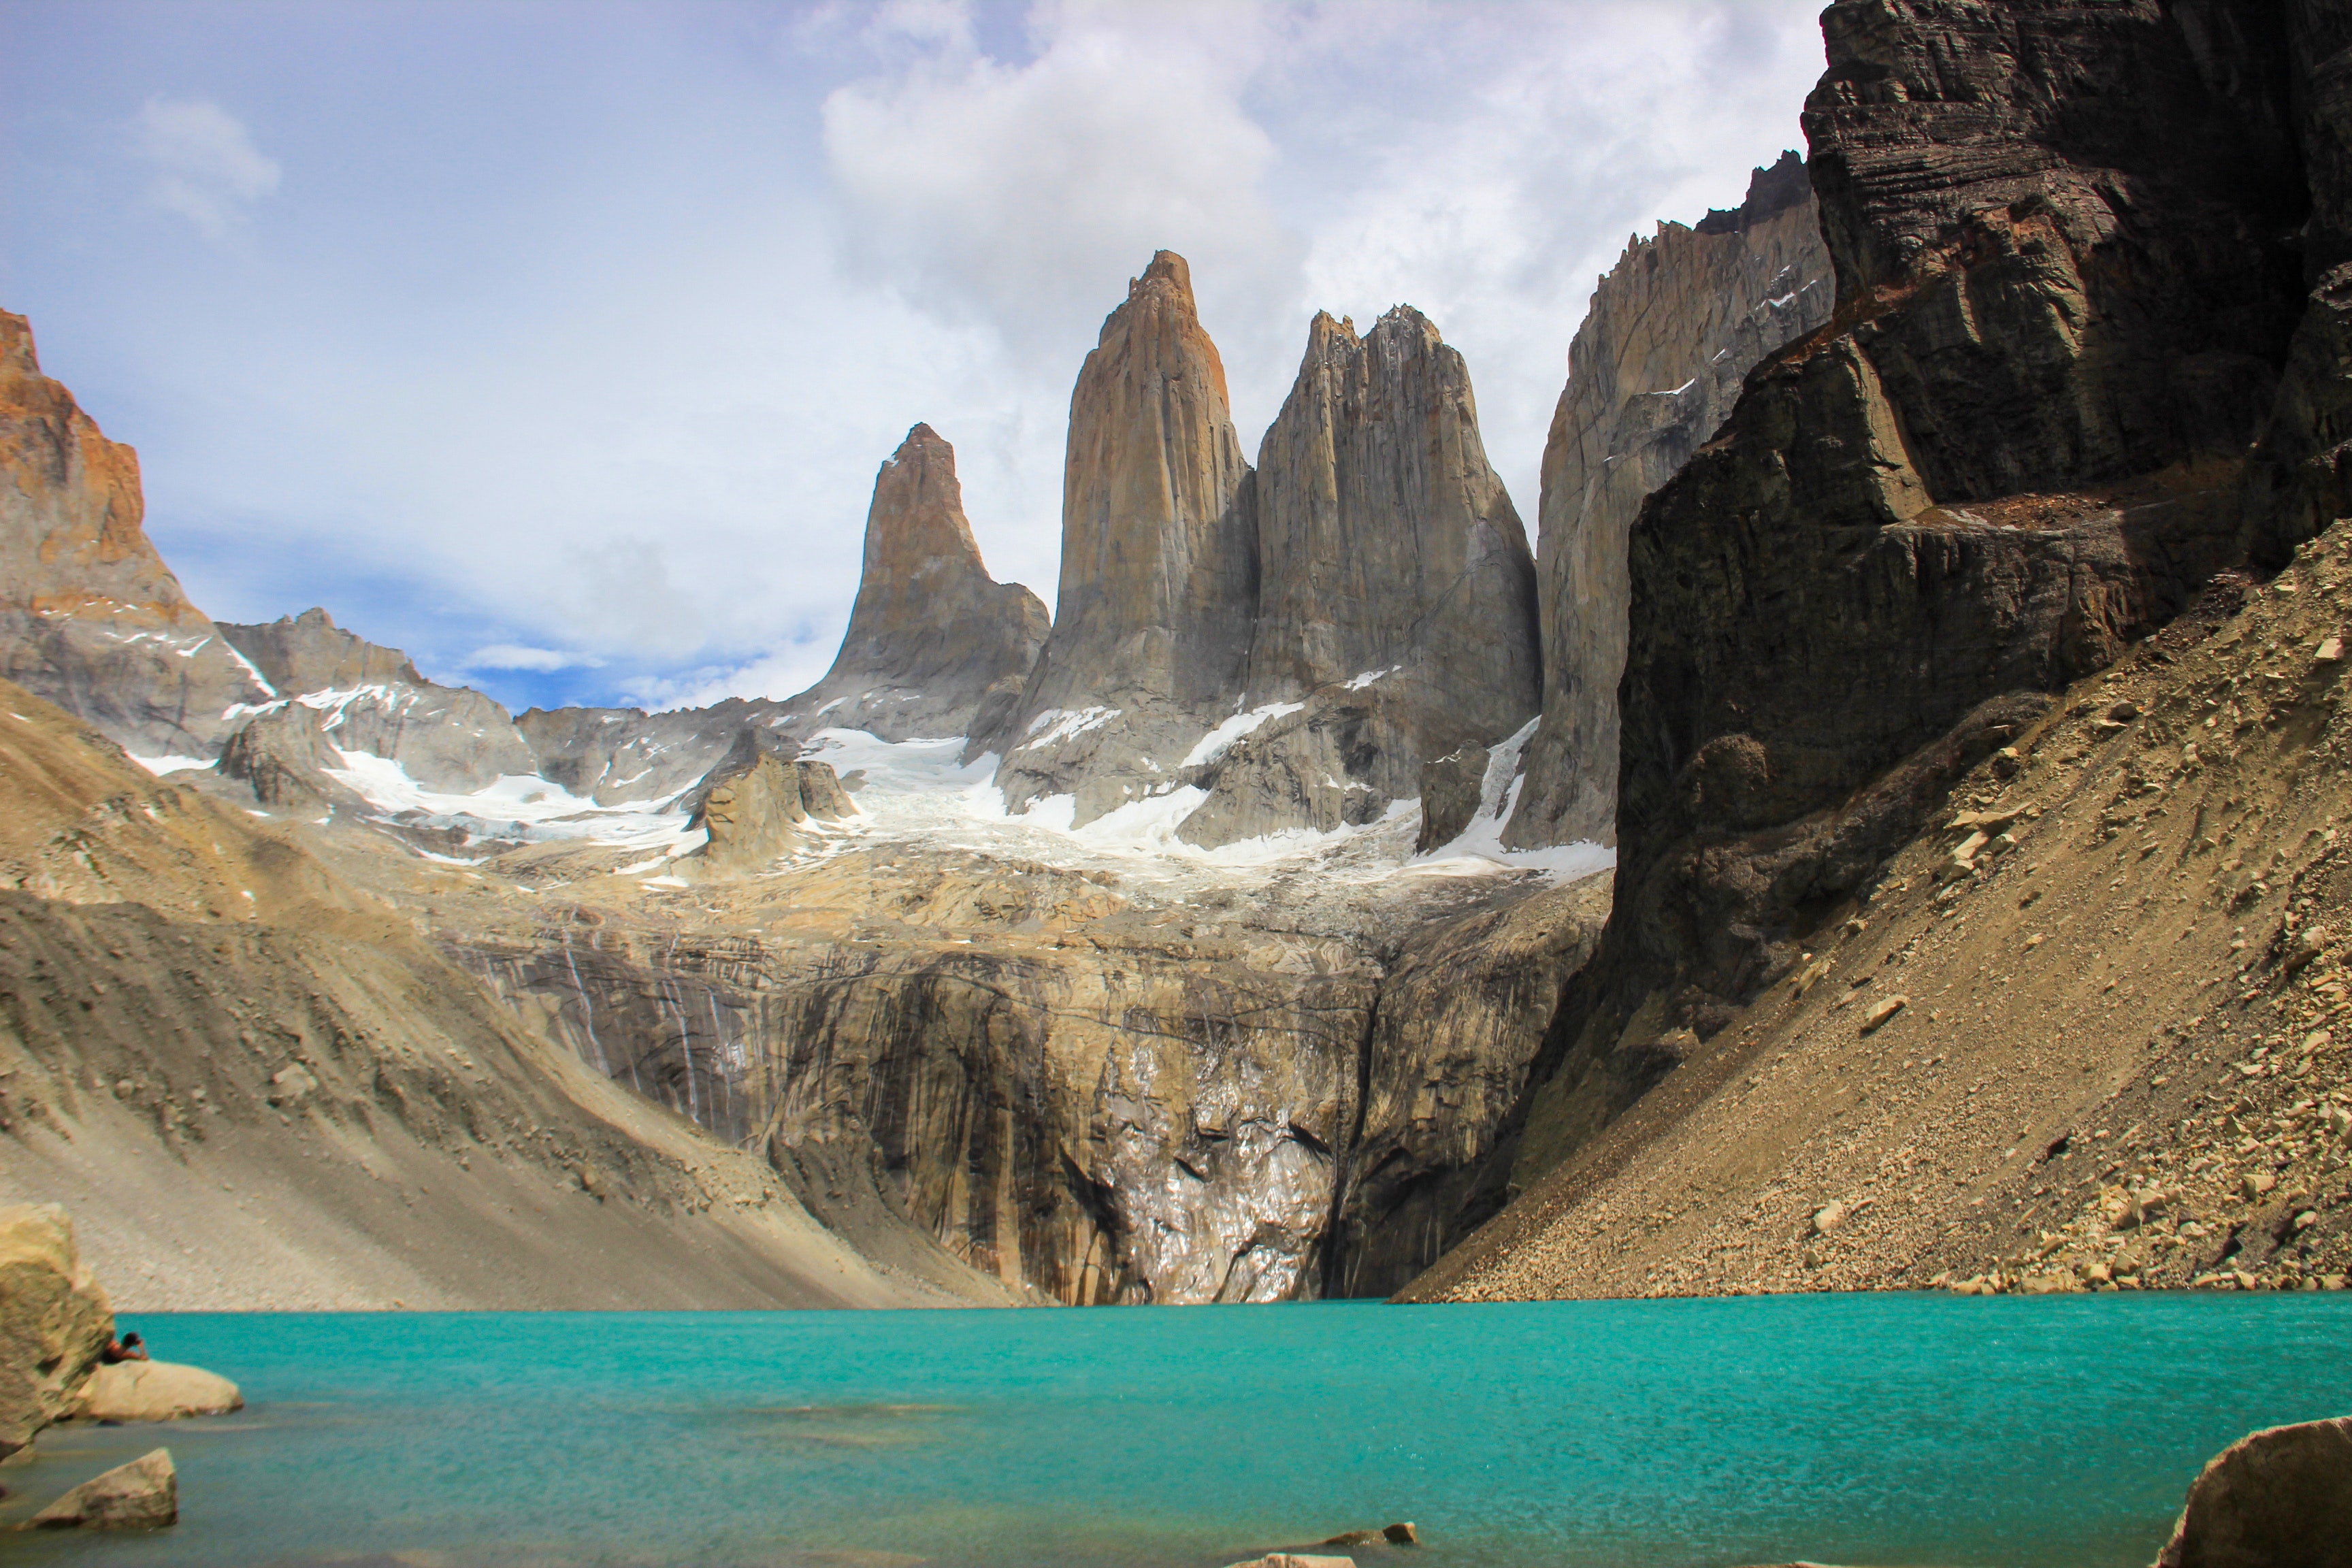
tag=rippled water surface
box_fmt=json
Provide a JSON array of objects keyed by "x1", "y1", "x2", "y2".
[{"x1": 6, "y1": 1294, "x2": 2347, "y2": 1568}]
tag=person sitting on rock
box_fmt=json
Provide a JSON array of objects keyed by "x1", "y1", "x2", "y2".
[{"x1": 99, "y1": 1330, "x2": 147, "y2": 1365}]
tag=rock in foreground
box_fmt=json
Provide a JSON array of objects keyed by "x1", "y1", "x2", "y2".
[
  {"x1": 24, "y1": 1447, "x2": 176, "y2": 1530},
  {"x1": 76, "y1": 1361, "x2": 243, "y2": 1423},
  {"x1": 2157, "y1": 1416, "x2": 2352, "y2": 1568},
  {"x1": 0, "y1": 1205, "x2": 112, "y2": 1458}
]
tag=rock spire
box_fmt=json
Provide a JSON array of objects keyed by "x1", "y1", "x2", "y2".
[
  {"x1": 987, "y1": 250, "x2": 1259, "y2": 823},
  {"x1": 1177, "y1": 305, "x2": 1541, "y2": 847},
  {"x1": 783, "y1": 422, "x2": 1047, "y2": 744}
]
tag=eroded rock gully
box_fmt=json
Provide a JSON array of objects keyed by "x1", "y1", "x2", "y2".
[{"x1": 447, "y1": 845, "x2": 1607, "y2": 1304}]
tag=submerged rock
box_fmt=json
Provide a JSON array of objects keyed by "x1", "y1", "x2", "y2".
[
  {"x1": 0, "y1": 1205, "x2": 112, "y2": 1458},
  {"x1": 22, "y1": 1447, "x2": 176, "y2": 1530},
  {"x1": 2157, "y1": 1416, "x2": 2352, "y2": 1568},
  {"x1": 76, "y1": 1360, "x2": 242, "y2": 1423}
]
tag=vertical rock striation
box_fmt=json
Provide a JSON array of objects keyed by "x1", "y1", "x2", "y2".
[
  {"x1": 1178, "y1": 307, "x2": 1541, "y2": 847},
  {"x1": 1506, "y1": 153, "x2": 1833, "y2": 849},
  {"x1": 988, "y1": 251, "x2": 1259, "y2": 824},
  {"x1": 0, "y1": 312, "x2": 270, "y2": 755},
  {"x1": 779, "y1": 423, "x2": 1048, "y2": 744}
]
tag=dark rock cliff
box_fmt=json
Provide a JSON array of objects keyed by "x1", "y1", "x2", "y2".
[{"x1": 1457, "y1": 0, "x2": 2330, "y2": 1234}]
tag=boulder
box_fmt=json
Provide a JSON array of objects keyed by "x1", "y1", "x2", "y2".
[
  {"x1": 22, "y1": 1446, "x2": 176, "y2": 1530},
  {"x1": 1226, "y1": 1557, "x2": 1355, "y2": 1568},
  {"x1": 1321, "y1": 1522, "x2": 1418, "y2": 1547},
  {"x1": 681, "y1": 730, "x2": 854, "y2": 877},
  {"x1": 2156, "y1": 1416, "x2": 2352, "y2": 1568},
  {"x1": 76, "y1": 1360, "x2": 242, "y2": 1422},
  {"x1": 0, "y1": 1205, "x2": 112, "y2": 1458}
]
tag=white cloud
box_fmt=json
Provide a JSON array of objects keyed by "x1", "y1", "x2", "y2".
[
  {"x1": 465, "y1": 644, "x2": 606, "y2": 672},
  {"x1": 133, "y1": 97, "x2": 281, "y2": 237},
  {"x1": 819, "y1": 0, "x2": 1301, "y2": 356}
]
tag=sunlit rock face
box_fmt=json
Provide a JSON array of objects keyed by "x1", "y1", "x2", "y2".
[
  {"x1": 0, "y1": 310, "x2": 271, "y2": 756},
  {"x1": 987, "y1": 250, "x2": 1261, "y2": 826},
  {"x1": 781, "y1": 423, "x2": 1048, "y2": 745},
  {"x1": 1506, "y1": 152, "x2": 1833, "y2": 851},
  {"x1": 1178, "y1": 306, "x2": 1541, "y2": 849}
]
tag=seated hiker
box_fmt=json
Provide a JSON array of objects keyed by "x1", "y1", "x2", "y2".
[{"x1": 99, "y1": 1330, "x2": 148, "y2": 1365}]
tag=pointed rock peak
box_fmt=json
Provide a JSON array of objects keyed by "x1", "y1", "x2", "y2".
[
  {"x1": 1137, "y1": 250, "x2": 1193, "y2": 300},
  {"x1": 866, "y1": 421, "x2": 984, "y2": 571},
  {"x1": 0, "y1": 311, "x2": 39, "y2": 377},
  {"x1": 1306, "y1": 310, "x2": 1358, "y2": 352}
]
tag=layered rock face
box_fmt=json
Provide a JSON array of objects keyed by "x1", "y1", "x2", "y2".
[
  {"x1": 0, "y1": 1204, "x2": 112, "y2": 1457},
  {"x1": 989, "y1": 252, "x2": 1260, "y2": 823},
  {"x1": 1470, "y1": 0, "x2": 2325, "y2": 1223},
  {"x1": 1179, "y1": 308, "x2": 1541, "y2": 847},
  {"x1": 781, "y1": 424, "x2": 1047, "y2": 744},
  {"x1": 0, "y1": 312, "x2": 270, "y2": 755},
  {"x1": 1505, "y1": 153, "x2": 1832, "y2": 849}
]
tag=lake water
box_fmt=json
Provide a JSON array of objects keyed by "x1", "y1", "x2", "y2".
[{"x1": 4, "y1": 1294, "x2": 2347, "y2": 1568}]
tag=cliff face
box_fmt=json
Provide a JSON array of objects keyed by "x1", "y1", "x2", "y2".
[
  {"x1": 1505, "y1": 154, "x2": 1833, "y2": 849},
  {"x1": 780, "y1": 424, "x2": 1047, "y2": 745},
  {"x1": 1178, "y1": 308, "x2": 1541, "y2": 848},
  {"x1": 1463, "y1": 0, "x2": 2323, "y2": 1235},
  {"x1": 0, "y1": 312, "x2": 270, "y2": 755},
  {"x1": 990, "y1": 252, "x2": 1260, "y2": 824}
]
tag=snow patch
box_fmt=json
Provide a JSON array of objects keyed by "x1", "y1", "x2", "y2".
[
  {"x1": 1180, "y1": 701, "x2": 1303, "y2": 768},
  {"x1": 130, "y1": 754, "x2": 214, "y2": 776},
  {"x1": 1019, "y1": 706, "x2": 1118, "y2": 750},
  {"x1": 1342, "y1": 666, "x2": 1400, "y2": 691},
  {"x1": 1409, "y1": 717, "x2": 1615, "y2": 883}
]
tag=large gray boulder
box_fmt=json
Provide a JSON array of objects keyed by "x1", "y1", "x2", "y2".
[
  {"x1": 0, "y1": 1205, "x2": 112, "y2": 1458},
  {"x1": 23, "y1": 1448, "x2": 176, "y2": 1530},
  {"x1": 2157, "y1": 1416, "x2": 2352, "y2": 1568},
  {"x1": 76, "y1": 1361, "x2": 242, "y2": 1423}
]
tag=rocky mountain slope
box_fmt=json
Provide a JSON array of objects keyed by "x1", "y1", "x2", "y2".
[
  {"x1": 0, "y1": 676, "x2": 1014, "y2": 1308},
  {"x1": 1407, "y1": 522, "x2": 2351, "y2": 1300},
  {"x1": 0, "y1": 312, "x2": 271, "y2": 758},
  {"x1": 1506, "y1": 152, "x2": 1833, "y2": 850},
  {"x1": 1399, "y1": 0, "x2": 2352, "y2": 1294}
]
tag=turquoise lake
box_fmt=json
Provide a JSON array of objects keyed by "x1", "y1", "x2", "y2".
[{"x1": 3, "y1": 1294, "x2": 2347, "y2": 1568}]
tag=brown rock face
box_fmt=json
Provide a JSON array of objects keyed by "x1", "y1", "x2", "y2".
[
  {"x1": 1506, "y1": 154, "x2": 1833, "y2": 849},
  {"x1": 2157, "y1": 1416, "x2": 2352, "y2": 1568},
  {"x1": 25, "y1": 1447, "x2": 177, "y2": 1530},
  {"x1": 683, "y1": 730, "x2": 854, "y2": 877},
  {"x1": 216, "y1": 606, "x2": 425, "y2": 693},
  {"x1": 0, "y1": 312, "x2": 268, "y2": 755},
  {"x1": 990, "y1": 251, "x2": 1259, "y2": 823},
  {"x1": 781, "y1": 424, "x2": 1047, "y2": 744},
  {"x1": 1179, "y1": 307, "x2": 1539, "y2": 848},
  {"x1": 0, "y1": 1203, "x2": 112, "y2": 1457},
  {"x1": 1441, "y1": 0, "x2": 2323, "y2": 1237}
]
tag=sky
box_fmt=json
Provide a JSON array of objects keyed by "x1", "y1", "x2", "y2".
[{"x1": 1, "y1": 0, "x2": 1829, "y2": 715}]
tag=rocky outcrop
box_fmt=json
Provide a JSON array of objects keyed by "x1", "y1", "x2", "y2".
[
  {"x1": 76, "y1": 1360, "x2": 242, "y2": 1422},
  {"x1": 682, "y1": 730, "x2": 854, "y2": 877},
  {"x1": 0, "y1": 1205, "x2": 111, "y2": 1457},
  {"x1": 216, "y1": 703, "x2": 368, "y2": 815},
  {"x1": 23, "y1": 1448, "x2": 176, "y2": 1531},
  {"x1": 2157, "y1": 1416, "x2": 2352, "y2": 1568},
  {"x1": 1414, "y1": 745, "x2": 1489, "y2": 853},
  {"x1": 778, "y1": 425, "x2": 1047, "y2": 744},
  {"x1": 990, "y1": 252, "x2": 1259, "y2": 824},
  {"x1": 0, "y1": 312, "x2": 270, "y2": 756},
  {"x1": 1430, "y1": 0, "x2": 2326, "y2": 1247},
  {"x1": 1179, "y1": 308, "x2": 1539, "y2": 847},
  {"x1": 1506, "y1": 152, "x2": 1832, "y2": 849},
  {"x1": 216, "y1": 607, "x2": 425, "y2": 693},
  {"x1": 517, "y1": 700, "x2": 782, "y2": 806}
]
